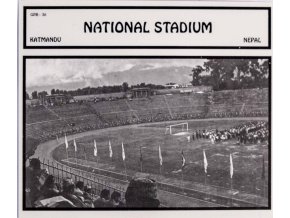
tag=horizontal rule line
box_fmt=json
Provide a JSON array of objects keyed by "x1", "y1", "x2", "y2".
[
  {"x1": 24, "y1": 7, "x2": 271, "y2": 10},
  {"x1": 23, "y1": 56, "x2": 272, "y2": 59},
  {"x1": 23, "y1": 46, "x2": 271, "y2": 50}
]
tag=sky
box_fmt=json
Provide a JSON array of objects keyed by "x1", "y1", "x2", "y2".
[{"x1": 26, "y1": 58, "x2": 206, "y2": 93}]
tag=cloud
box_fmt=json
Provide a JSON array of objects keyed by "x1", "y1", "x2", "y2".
[{"x1": 26, "y1": 58, "x2": 206, "y2": 88}]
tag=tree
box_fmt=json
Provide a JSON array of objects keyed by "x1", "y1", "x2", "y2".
[
  {"x1": 38, "y1": 91, "x2": 48, "y2": 99},
  {"x1": 191, "y1": 65, "x2": 205, "y2": 86},
  {"x1": 247, "y1": 59, "x2": 269, "y2": 88},
  {"x1": 51, "y1": 89, "x2": 56, "y2": 95},
  {"x1": 203, "y1": 59, "x2": 236, "y2": 90},
  {"x1": 201, "y1": 58, "x2": 270, "y2": 90},
  {"x1": 31, "y1": 91, "x2": 38, "y2": 99},
  {"x1": 122, "y1": 82, "x2": 129, "y2": 92}
]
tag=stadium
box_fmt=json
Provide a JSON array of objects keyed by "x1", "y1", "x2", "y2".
[{"x1": 24, "y1": 58, "x2": 270, "y2": 209}]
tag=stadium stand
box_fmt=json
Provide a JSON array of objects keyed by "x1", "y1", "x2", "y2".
[
  {"x1": 48, "y1": 103, "x2": 95, "y2": 118},
  {"x1": 209, "y1": 88, "x2": 268, "y2": 115},
  {"x1": 26, "y1": 88, "x2": 269, "y2": 142},
  {"x1": 89, "y1": 100, "x2": 130, "y2": 114},
  {"x1": 26, "y1": 105, "x2": 58, "y2": 124}
]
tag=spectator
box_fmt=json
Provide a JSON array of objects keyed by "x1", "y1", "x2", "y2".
[
  {"x1": 94, "y1": 189, "x2": 112, "y2": 208},
  {"x1": 196, "y1": 121, "x2": 268, "y2": 145},
  {"x1": 61, "y1": 178, "x2": 87, "y2": 208},
  {"x1": 83, "y1": 185, "x2": 94, "y2": 207},
  {"x1": 125, "y1": 177, "x2": 160, "y2": 208},
  {"x1": 25, "y1": 158, "x2": 48, "y2": 207},
  {"x1": 110, "y1": 191, "x2": 125, "y2": 208},
  {"x1": 74, "y1": 181, "x2": 84, "y2": 197},
  {"x1": 40, "y1": 175, "x2": 59, "y2": 199}
]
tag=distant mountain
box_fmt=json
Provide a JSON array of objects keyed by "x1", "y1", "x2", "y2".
[
  {"x1": 26, "y1": 65, "x2": 193, "y2": 94},
  {"x1": 101, "y1": 65, "x2": 193, "y2": 86},
  {"x1": 26, "y1": 81, "x2": 86, "y2": 95}
]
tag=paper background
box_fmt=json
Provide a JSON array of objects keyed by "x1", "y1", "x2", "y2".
[{"x1": 18, "y1": 1, "x2": 272, "y2": 218}]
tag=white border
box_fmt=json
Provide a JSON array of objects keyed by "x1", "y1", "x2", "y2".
[{"x1": 16, "y1": 1, "x2": 276, "y2": 218}]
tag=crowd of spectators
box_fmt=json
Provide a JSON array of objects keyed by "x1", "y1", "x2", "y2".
[
  {"x1": 25, "y1": 158, "x2": 160, "y2": 208},
  {"x1": 191, "y1": 121, "x2": 269, "y2": 144}
]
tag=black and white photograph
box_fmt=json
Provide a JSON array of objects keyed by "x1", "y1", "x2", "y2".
[{"x1": 24, "y1": 57, "x2": 270, "y2": 209}]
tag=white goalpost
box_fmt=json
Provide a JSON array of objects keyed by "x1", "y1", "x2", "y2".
[{"x1": 165, "y1": 122, "x2": 189, "y2": 135}]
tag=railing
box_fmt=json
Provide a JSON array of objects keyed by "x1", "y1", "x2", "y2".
[
  {"x1": 34, "y1": 157, "x2": 268, "y2": 208},
  {"x1": 54, "y1": 159, "x2": 266, "y2": 208},
  {"x1": 39, "y1": 158, "x2": 169, "y2": 207}
]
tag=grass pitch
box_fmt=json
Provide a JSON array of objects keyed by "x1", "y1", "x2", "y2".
[{"x1": 52, "y1": 118, "x2": 269, "y2": 197}]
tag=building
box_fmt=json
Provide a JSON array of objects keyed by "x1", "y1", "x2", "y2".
[
  {"x1": 165, "y1": 83, "x2": 180, "y2": 89},
  {"x1": 26, "y1": 99, "x2": 40, "y2": 107},
  {"x1": 131, "y1": 87, "x2": 153, "y2": 98},
  {"x1": 43, "y1": 94, "x2": 72, "y2": 106},
  {"x1": 179, "y1": 85, "x2": 213, "y2": 94}
]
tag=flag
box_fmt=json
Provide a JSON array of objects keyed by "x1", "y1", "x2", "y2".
[
  {"x1": 94, "y1": 140, "x2": 97, "y2": 150},
  {"x1": 73, "y1": 139, "x2": 77, "y2": 152},
  {"x1": 93, "y1": 140, "x2": 97, "y2": 157},
  {"x1": 181, "y1": 150, "x2": 186, "y2": 170},
  {"x1": 64, "y1": 135, "x2": 68, "y2": 149},
  {"x1": 261, "y1": 155, "x2": 265, "y2": 180},
  {"x1": 109, "y1": 140, "x2": 113, "y2": 158},
  {"x1": 203, "y1": 149, "x2": 208, "y2": 174},
  {"x1": 158, "y1": 146, "x2": 163, "y2": 166},
  {"x1": 230, "y1": 153, "x2": 234, "y2": 179},
  {"x1": 122, "y1": 142, "x2": 125, "y2": 161}
]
